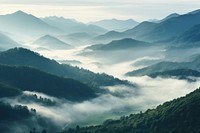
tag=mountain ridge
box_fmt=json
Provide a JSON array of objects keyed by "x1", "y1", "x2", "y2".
[
  {"x1": 33, "y1": 34, "x2": 73, "y2": 50},
  {"x1": 0, "y1": 11, "x2": 62, "y2": 37},
  {"x1": 0, "y1": 48, "x2": 133, "y2": 89}
]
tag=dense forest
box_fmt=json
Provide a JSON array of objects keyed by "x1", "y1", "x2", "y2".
[
  {"x1": 0, "y1": 48, "x2": 132, "y2": 90},
  {"x1": 62, "y1": 88, "x2": 200, "y2": 133},
  {"x1": 0, "y1": 102, "x2": 34, "y2": 132},
  {"x1": 0, "y1": 64, "x2": 95, "y2": 101}
]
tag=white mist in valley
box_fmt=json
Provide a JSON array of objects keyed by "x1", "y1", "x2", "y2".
[
  {"x1": 35, "y1": 45, "x2": 165, "y2": 77},
  {"x1": 3, "y1": 77, "x2": 199, "y2": 128},
  {"x1": 2, "y1": 46, "x2": 199, "y2": 129}
]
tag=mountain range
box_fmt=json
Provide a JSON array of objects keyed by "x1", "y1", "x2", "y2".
[
  {"x1": 87, "y1": 38, "x2": 151, "y2": 51},
  {"x1": 42, "y1": 16, "x2": 107, "y2": 35},
  {"x1": 92, "y1": 9, "x2": 200, "y2": 44},
  {"x1": 126, "y1": 54, "x2": 200, "y2": 78},
  {"x1": 32, "y1": 35, "x2": 73, "y2": 50},
  {"x1": 1, "y1": 9, "x2": 200, "y2": 133},
  {"x1": 0, "y1": 11, "x2": 108, "y2": 43},
  {"x1": 0, "y1": 64, "x2": 95, "y2": 101},
  {"x1": 0, "y1": 11, "x2": 61, "y2": 38},
  {"x1": 89, "y1": 19, "x2": 139, "y2": 32},
  {"x1": 174, "y1": 24, "x2": 200, "y2": 46},
  {"x1": 0, "y1": 48, "x2": 132, "y2": 89}
]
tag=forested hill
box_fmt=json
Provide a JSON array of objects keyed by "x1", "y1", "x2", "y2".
[
  {"x1": 0, "y1": 64, "x2": 95, "y2": 101},
  {"x1": 63, "y1": 87, "x2": 200, "y2": 133},
  {"x1": 0, "y1": 48, "x2": 132, "y2": 89}
]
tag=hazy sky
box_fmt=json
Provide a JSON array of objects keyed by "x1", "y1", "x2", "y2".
[{"x1": 1, "y1": 0, "x2": 200, "y2": 22}]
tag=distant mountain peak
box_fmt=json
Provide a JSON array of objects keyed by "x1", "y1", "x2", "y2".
[
  {"x1": 33, "y1": 34, "x2": 73, "y2": 49},
  {"x1": 42, "y1": 34, "x2": 54, "y2": 38},
  {"x1": 91, "y1": 38, "x2": 150, "y2": 51},
  {"x1": 160, "y1": 13, "x2": 180, "y2": 22},
  {"x1": 166, "y1": 13, "x2": 180, "y2": 18},
  {"x1": 2, "y1": 47, "x2": 38, "y2": 58},
  {"x1": 12, "y1": 10, "x2": 29, "y2": 16},
  {"x1": 90, "y1": 18, "x2": 139, "y2": 32}
]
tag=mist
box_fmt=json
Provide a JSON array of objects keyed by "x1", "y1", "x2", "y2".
[
  {"x1": 1, "y1": 44, "x2": 200, "y2": 132},
  {"x1": 1, "y1": 75, "x2": 199, "y2": 132}
]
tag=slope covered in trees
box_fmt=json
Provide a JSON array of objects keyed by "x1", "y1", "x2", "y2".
[
  {"x1": 0, "y1": 64, "x2": 95, "y2": 101},
  {"x1": 127, "y1": 55, "x2": 200, "y2": 77},
  {"x1": 63, "y1": 87, "x2": 200, "y2": 133},
  {"x1": 0, "y1": 102, "x2": 34, "y2": 132},
  {"x1": 0, "y1": 48, "x2": 132, "y2": 89},
  {"x1": 88, "y1": 38, "x2": 151, "y2": 51},
  {"x1": 149, "y1": 69, "x2": 200, "y2": 79}
]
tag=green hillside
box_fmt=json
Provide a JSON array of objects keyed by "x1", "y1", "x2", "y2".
[{"x1": 63, "y1": 87, "x2": 200, "y2": 133}]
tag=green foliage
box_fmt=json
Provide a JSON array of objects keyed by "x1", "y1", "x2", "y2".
[
  {"x1": 149, "y1": 68, "x2": 200, "y2": 79},
  {"x1": 18, "y1": 94, "x2": 56, "y2": 106},
  {"x1": 0, "y1": 102, "x2": 32, "y2": 122},
  {"x1": 0, "y1": 64, "x2": 95, "y2": 101},
  {"x1": 62, "y1": 88, "x2": 200, "y2": 133},
  {"x1": 127, "y1": 55, "x2": 200, "y2": 77},
  {"x1": 91, "y1": 38, "x2": 150, "y2": 51},
  {"x1": 0, "y1": 48, "x2": 132, "y2": 90}
]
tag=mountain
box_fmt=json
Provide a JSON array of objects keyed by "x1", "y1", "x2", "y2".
[
  {"x1": 63, "y1": 87, "x2": 200, "y2": 133},
  {"x1": 42, "y1": 16, "x2": 107, "y2": 35},
  {"x1": 67, "y1": 32, "x2": 93, "y2": 40},
  {"x1": 174, "y1": 24, "x2": 200, "y2": 45},
  {"x1": 92, "y1": 21, "x2": 157, "y2": 44},
  {"x1": 0, "y1": 48, "x2": 132, "y2": 89},
  {"x1": 0, "y1": 33, "x2": 20, "y2": 50},
  {"x1": 33, "y1": 35, "x2": 73, "y2": 50},
  {"x1": 0, "y1": 11, "x2": 62, "y2": 38},
  {"x1": 101, "y1": 9, "x2": 200, "y2": 43},
  {"x1": 147, "y1": 13, "x2": 180, "y2": 23},
  {"x1": 91, "y1": 31, "x2": 126, "y2": 44},
  {"x1": 58, "y1": 32, "x2": 94, "y2": 46},
  {"x1": 159, "y1": 13, "x2": 180, "y2": 22},
  {"x1": 0, "y1": 64, "x2": 95, "y2": 101},
  {"x1": 139, "y1": 9, "x2": 200, "y2": 42},
  {"x1": 127, "y1": 61, "x2": 182, "y2": 76},
  {"x1": 123, "y1": 21, "x2": 157, "y2": 39},
  {"x1": 90, "y1": 19, "x2": 139, "y2": 32},
  {"x1": 149, "y1": 69, "x2": 200, "y2": 80},
  {"x1": 0, "y1": 83, "x2": 21, "y2": 98},
  {"x1": 88, "y1": 38, "x2": 151, "y2": 51},
  {"x1": 126, "y1": 55, "x2": 200, "y2": 77}
]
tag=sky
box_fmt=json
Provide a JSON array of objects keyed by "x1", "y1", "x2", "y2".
[{"x1": 0, "y1": 0, "x2": 200, "y2": 22}]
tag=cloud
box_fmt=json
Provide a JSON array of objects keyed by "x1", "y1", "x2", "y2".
[
  {"x1": 1, "y1": 43, "x2": 200, "y2": 132},
  {"x1": 2, "y1": 76, "x2": 199, "y2": 130},
  {"x1": 24, "y1": 47, "x2": 200, "y2": 128}
]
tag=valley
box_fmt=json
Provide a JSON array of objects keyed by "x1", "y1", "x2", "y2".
[{"x1": 0, "y1": 7, "x2": 200, "y2": 133}]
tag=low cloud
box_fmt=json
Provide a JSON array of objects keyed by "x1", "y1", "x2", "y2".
[{"x1": 2, "y1": 76, "x2": 199, "y2": 131}]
